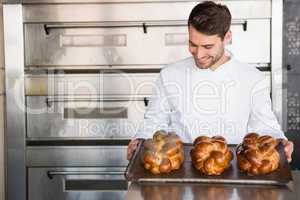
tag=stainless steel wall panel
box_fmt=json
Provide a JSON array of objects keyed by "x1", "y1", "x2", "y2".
[
  {"x1": 0, "y1": 69, "x2": 4, "y2": 95},
  {"x1": 0, "y1": 96, "x2": 4, "y2": 200},
  {"x1": 27, "y1": 146, "x2": 128, "y2": 166},
  {"x1": 3, "y1": 5, "x2": 26, "y2": 200},
  {"x1": 0, "y1": 97, "x2": 3, "y2": 138},
  {"x1": 0, "y1": 4, "x2": 4, "y2": 70},
  {"x1": 0, "y1": 4, "x2": 5, "y2": 200}
]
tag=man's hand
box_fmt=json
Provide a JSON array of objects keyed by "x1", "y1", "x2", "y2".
[
  {"x1": 127, "y1": 139, "x2": 140, "y2": 161},
  {"x1": 281, "y1": 139, "x2": 294, "y2": 163}
]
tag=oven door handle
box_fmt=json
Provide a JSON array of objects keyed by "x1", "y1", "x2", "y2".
[
  {"x1": 44, "y1": 20, "x2": 247, "y2": 35},
  {"x1": 232, "y1": 20, "x2": 247, "y2": 31},
  {"x1": 47, "y1": 170, "x2": 125, "y2": 179},
  {"x1": 43, "y1": 21, "x2": 187, "y2": 35},
  {"x1": 47, "y1": 170, "x2": 128, "y2": 191},
  {"x1": 45, "y1": 96, "x2": 147, "y2": 107}
]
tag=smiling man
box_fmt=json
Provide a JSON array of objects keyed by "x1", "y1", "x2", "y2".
[
  {"x1": 188, "y1": 5, "x2": 231, "y2": 71},
  {"x1": 127, "y1": 1, "x2": 293, "y2": 162}
]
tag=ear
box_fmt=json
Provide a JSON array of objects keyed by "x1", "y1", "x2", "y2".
[{"x1": 223, "y1": 30, "x2": 232, "y2": 46}]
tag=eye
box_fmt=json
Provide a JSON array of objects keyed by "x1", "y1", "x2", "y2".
[
  {"x1": 189, "y1": 41, "x2": 197, "y2": 47},
  {"x1": 204, "y1": 46, "x2": 213, "y2": 50}
]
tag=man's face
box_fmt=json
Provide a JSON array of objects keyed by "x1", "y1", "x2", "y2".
[{"x1": 188, "y1": 25, "x2": 230, "y2": 69}]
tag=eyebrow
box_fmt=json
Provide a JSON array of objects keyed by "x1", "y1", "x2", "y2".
[
  {"x1": 189, "y1": 40, "x2": 214, "y2": 47},
  {"x1": 189, "y1": 40, "x2": 197, "y2": 46}
]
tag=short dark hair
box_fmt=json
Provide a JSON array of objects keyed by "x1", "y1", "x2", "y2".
[{"x1": 188, "y1": 1, "x2": 231, "y2": 39}]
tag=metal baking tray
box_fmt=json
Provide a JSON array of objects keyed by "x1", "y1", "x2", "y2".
[{"x1": 125, "y1": 140, "x2": 293, "y2": 186}]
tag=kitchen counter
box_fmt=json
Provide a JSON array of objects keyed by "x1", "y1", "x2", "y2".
[{"x1": 125, "y1": 171, "x2": 300, "y2": 200}]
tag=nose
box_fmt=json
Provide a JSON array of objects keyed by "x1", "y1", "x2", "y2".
[{"x1": 195, "y1": 48, "x2": 206, "y2": 60}]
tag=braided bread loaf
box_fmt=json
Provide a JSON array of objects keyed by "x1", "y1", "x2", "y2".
[
  {"x1": 141, "y1": 130, "x2": 185, "y2": 174},
  {"x1": 237, "y1": 133, "x2": 280, "y2": 175},
  {"x1": 190, "y1": 136, "x2": 233, "y2": 175}
]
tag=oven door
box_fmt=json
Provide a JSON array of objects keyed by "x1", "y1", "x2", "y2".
[
  {"x1": 26, "y1": 96, "x2": 148, "y2": 139},
  {"x1": 25, "y1": 73, "x2": 157, "y2": 139},
  {"x1": 28, "y1": 167, "x2": 128, "y2": 200},
  {"x1": 24, "y1": 19, "x2": 270, "y2": 68},
  {"x1": 27, "y1": 144, "x2": 129, "y2": 200},
  {"x1": 24, "y1": 23, "x2": 190, "y2": 67}
]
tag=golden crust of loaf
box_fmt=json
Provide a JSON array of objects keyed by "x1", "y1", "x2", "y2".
[
  {"x1": 190, "y1": 136, "x2": 233, "y2": 175},
  {"x1": 141, "y1": 130, "x2": 185, "y2": 174},
  {"x1": 236, "y1": 133, "x2": 280, "y2": 175}
]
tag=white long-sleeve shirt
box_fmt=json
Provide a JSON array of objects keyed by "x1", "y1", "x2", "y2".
[{"x1": 135, "y1": 56, "x2": 286, "y2": 144}]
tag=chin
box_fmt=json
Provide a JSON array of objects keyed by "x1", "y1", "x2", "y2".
[
  {"x1": 196, "y1": 63, "x2": 210, "y2": 69},
  {"x1": 194, "y1": 59, "x2": 211, "y2": 69}
]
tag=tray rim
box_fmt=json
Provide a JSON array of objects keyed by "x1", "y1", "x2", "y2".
[
  {"x1": 125, "y1": 138, "x2": 145, "y2": 180},
  {"x1": 125, "y1": 139, "x2": 293, "y2": 186}
]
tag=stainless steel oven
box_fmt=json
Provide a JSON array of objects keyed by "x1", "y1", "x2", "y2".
[
  {"x1": 3, "y1": 0, "x2": 283, "y2": 200},
  {"x1": 27, "y1": 144, "x2": 129, "y2": 200},
  {"x1": 23, "y1": 71, "x2": 157, "y2": 199}
]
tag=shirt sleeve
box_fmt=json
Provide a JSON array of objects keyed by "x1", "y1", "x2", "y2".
[
  {"x1": 247, "y1": 77, "x2": 287, "y2": 139},
  {"x1": 134, "y1": 73, "x2": 171, "y2": 139}
]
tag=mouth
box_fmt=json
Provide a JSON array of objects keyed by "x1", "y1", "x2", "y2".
[{"x1": 197, "y1": 57, "x2": 210, "y2": 65}]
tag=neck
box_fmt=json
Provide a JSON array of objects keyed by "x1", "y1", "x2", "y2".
[{"x1": 209, "y1": 53, "x2": 230, "y2": 71}]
